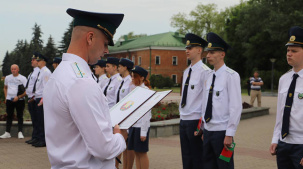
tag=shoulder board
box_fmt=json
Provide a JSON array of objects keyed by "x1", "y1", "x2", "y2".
[
  {"x1": 201, "y1": 64, "x2": 211, "y2": 71},
  {"x1": 71, "y1": 62, "x2": 88, "y2": 78},
  {"x1": 226, "y1": 67, "x2": 235, "y2": 74},
  {"x1": 117, "y1": 76, "x2": 122, "y2": 81}
]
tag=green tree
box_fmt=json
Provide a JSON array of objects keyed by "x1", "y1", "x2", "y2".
[
  {"x1": 30, "y1": 23, "x2": 43, "y2": 53},
  {"x1": 58, "y1": 20, "x2": 73, "y2": 55},
  {"x1": 170, "y1": 3, "x2": 228, "y2": 37},
  {"x1": 43, "y1": 35, "x2": 58, "y2": 71},
  {"x1": 2, "y1": 51, "x2": 12, "y2": 76}
]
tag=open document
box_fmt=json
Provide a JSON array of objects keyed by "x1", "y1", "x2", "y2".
[{"x1": 110, "y1": 86, "x2": 172, "y2": 129}]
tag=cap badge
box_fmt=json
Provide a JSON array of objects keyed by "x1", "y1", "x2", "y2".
[
  {"x1": 186, "y1": 40, "x2": 190, "y2": 46},
  {"x1": 208, "y1": 43, "x2": 212, "y2": 48},
  {"x1": 290, "y1": 36, "x2": 296, "y2": 41}
]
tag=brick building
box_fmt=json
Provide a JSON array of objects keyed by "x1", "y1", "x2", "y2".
[{"x1": 106, "y1": 32, "x2": 189, "y2": 84}]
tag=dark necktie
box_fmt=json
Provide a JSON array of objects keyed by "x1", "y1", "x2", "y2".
[
  {"x1": 116, "y1": 80, "x2": 124, "y2": 103},
  {"x1": 25, "y1": 72, "x2": 33, "y2": 89},
  {"x1": 97, "y1": 77, "x2": 99, "y2": 83},
  {"x1": 181, "y1": 68, "x2": 192, "y2": 108},
  {"x1": 204, "y1": 74, "x2": 216, "y2": 123},
  {"x1": 281, "y1": 73, "x2": 299, "y2": 139},
  {"x1": 103, "y1": 78, "x2": 112, "y2": 96},
  {"x1": 32, "y1": 71, "x2": 40, "y2": 93}
]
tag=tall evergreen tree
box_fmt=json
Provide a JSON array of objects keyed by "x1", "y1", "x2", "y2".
[
  {"x1": 2, "y1": 51, "x2": 12, "y2": 76},
  {"x1": 58, "y1": 20, "x2": 73, "y2": 55},
  {"x1": 30, "y1": 23, "x2": 44, "y2": 53},
  {"x1": 43, "y1": 35, "x2": 58, "y2": 72}
]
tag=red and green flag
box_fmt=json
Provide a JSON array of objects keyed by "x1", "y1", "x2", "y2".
[{"x1": 219, "y1": 142, "x2": 236, "y2": 163}]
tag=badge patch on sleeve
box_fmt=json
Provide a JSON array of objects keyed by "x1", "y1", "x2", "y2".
[
  {"x1": 298, "y1": 93, "x2": 303, "y2": 99},
  {"x1": 71, "y1": 62, "x2": 88, "y2": 78}
]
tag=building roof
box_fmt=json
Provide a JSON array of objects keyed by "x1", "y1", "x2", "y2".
[{"x1": 109, "y1": 32, "x2": 185, "y2": 53}]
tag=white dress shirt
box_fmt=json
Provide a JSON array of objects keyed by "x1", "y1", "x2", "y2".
[
  {"x1": 179, "y1": 60, "x2": 211, "y2": 120},
  {"x1": 103, "y1": 73, "x2": 122, "y2": 109},
  {"x1": 202, "y1": 64, "x2": 242, "y2": 136},
  {"x1": 272, "y1": 69, "x2": 303, "y2": 144},
  {"x1": 4, "y1": 74, "x2": 27, "y2": 100},
  {"x1": 26, "y1": 67, "x2": 40, "y2": 98},
  {"x1": 132, "y1": 83, "x2": 151, "y2": 137},
  {"x1": 43, "y1": 53, "x2": 126, "y2": 169},
  {"x1": 98, "y1": 74, "x2": 109, "y2": 89},
  {"x1": 115, "y1": 75, "x2": 133, "y2": 103},
  {"x1": 35, "y1": 66, "x2": 51, "y2": 98}
]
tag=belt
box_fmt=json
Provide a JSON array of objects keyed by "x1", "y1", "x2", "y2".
[{"x1": 251, "y1": 89, "x2": 260, "y2": 91}]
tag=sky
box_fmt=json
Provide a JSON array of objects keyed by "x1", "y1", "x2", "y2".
[{"x1": 0, "y1": 0, "x2": 241, "y2": 64}]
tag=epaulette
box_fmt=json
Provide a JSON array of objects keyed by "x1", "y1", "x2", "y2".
[
  {"x1": 226, "y1": 67, "x2": 235, "y2": 74},
  {"x1": 71, "y1": 62, "x2": 88, "y2": 78},
  {"x1": 201, "y1": 64, "x2": 211, "y2": 71}
]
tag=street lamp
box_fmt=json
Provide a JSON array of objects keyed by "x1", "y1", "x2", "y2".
[{"x1": 270, "y1": 58, "x2": 276, "y2": 94}]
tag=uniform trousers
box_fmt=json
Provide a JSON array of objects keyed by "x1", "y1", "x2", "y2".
[
  {"x1": 250, "y1": 89, "x2": 261, "y2": 107},
  {"x1": 203, "y1": 130, "x2": 234, "y2": 169},
  {"x1": 28, "y1": 99, "x2": 38, "y2": 139},
  {"x1": 35, "y1": 98, "x2": 45, "y2": 143},
  {"x1": 179, "y1": 119, "x2": 203, "y2": 169},
  {"x1": 276, "y1": 141, "x2": 303, "y2": 169},
  {"x1": 5, "y1": 100, "x2": 25, "y2": 132}
]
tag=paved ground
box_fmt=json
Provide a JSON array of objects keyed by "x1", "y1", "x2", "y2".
[{"x1": 0, "y1": 94, "x2": 278, "y2": 169}]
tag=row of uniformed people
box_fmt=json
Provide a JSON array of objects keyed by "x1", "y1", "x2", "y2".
[
  {"x1": 26, "y1": 54, "x2": 61, "y2": 147},
  {"x1": 93, "y1": 57, "x2": 151, "y2": 169},
  {"x1": 179, "y1": 32, "x2": 242, "y2": 169}
]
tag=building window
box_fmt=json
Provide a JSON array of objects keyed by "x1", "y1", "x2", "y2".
[
  {"x1": 132, "y1": 56, "x2": 135, "y2": 64},
  {"x1": 172, "y1": 56, "x2": 178, "y2": 65},
  {"x1": 155, "y1": 56, "x2": 160, "y2": 65},
  {"x1": 138, "y1": 56, "x2": 142, "y2": 65},
  {"x1": 187, "y1": 59, "x2": 191, "y2": 66},
  {"x1": 172, "y1": 74, "x2": 177, "y2": 84}
]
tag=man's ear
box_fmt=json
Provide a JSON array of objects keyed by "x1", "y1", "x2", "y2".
[{"x1": 86, "y1": 32, "x2": 94, "y2": 45}]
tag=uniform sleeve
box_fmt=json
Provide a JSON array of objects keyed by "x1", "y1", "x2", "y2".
[
  {"x1": 43, "y1": 71, "x2": 52, "y2": 85},
  {"x1": 226, "y1": 73, "x2": 243, "y2": 136},
  {"x1": 140, "y1": 111, "x2": 151, "y2": 137},
  {"x1": 272, "y1": 78, "x2": 283, "y2": 144},
  {"x1": 67, "y1": 79, "x2": 126, "y2": 160}
]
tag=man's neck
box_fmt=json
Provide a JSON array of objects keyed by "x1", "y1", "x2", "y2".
[
  {"x1": 214, "y1": 62, "x2": 224, "y2": 71},
  {"x1": 13, "y1": 74, "x2": 19, "y2": 77},
  {"x1": 190, "y1": 58, "x2": 201, "y2": 67},
  {"x1": 38, "y1": 65, "x2": 45, "y2": 69},
  {"x1": 293, "y1": 66, "x2": 303, "y2": 73}
]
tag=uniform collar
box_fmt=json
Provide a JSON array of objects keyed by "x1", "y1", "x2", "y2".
[
  {"x1": 40, "y1": 66, "x2": 47, "y2": 71},
  {"x1": 100, "y1": 74, "x2": 107, "y2": 79},
  {"x1": 34, "y1": 67, "x2": 40, "y2": 71},
  {"x1": 189, "y1": 60, "x2": 202, "y2": 71},
  {"x1": 110, "y1": 73, "x2": 120, "y2": 80},
  {"x1": 123, "y1": 75, "x2": 131, "y2": 81},
  {"x1": 292, "y1": 68, "x2": 303, "y2": 78},
  {"x1": 62, "y1": 53, "x2": 91, "y2": 75},
  {"x1": 214, "y1": 64, "x2": 226, "y2": 77}
]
